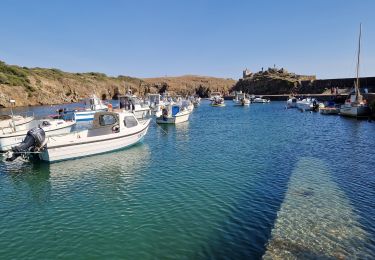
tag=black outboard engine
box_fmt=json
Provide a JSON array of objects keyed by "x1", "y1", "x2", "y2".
[{"x1": 6, "y1": 127, "x2": 46, "y2": 161}]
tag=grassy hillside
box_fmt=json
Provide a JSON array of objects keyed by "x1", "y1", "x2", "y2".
[{"x1": 0, "y1": 61, "x2": 235, "y2": 107}]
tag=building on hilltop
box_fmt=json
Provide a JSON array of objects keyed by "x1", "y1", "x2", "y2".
[{"x1": 243, "y1": 68, "x2": 253, "y2": 79}]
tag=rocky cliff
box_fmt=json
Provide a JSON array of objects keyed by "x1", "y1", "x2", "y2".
[
  {"x1": 0, "y1": 61, "x2": 235, "y2": 107},
  {"x1": 232, "y1": 67, "x2": 316, "y2": 95}
]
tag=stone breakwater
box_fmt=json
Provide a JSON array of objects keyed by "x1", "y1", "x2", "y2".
[{"x1": 232, "y1": 67, "x2": 375, "y2": 95}]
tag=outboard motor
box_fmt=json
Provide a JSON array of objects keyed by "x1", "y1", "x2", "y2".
[{"x1": 6, "y1": 127, "x2": 46, "y2": 161}]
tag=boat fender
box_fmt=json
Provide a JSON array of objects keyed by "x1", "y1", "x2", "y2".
[{"x1": 112, "y1": 124, "x2": 120, "y2": 133}]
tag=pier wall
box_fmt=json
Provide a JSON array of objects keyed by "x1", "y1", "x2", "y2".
[{"x1": 299, "y1": 77, "x2": 375, "y2": 94}]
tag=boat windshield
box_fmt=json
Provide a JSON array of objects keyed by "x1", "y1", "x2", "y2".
[{"x1": 99, "y1": 114, "x2": 117, "y2": 126}]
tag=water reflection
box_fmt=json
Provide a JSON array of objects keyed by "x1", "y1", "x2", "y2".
[{"x1": 48, "y1": 143, "x2": 151, "y2": 187}]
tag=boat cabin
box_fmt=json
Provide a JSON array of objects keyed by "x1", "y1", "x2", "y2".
[
  {"x1": 89, "y1": 111, "x2": 139, "y2": 136},
  {"x1": 82, "y1": 95, "x2": 107, "y2": 111},
  {"x1": 148, "y1": 94, "x2": 161, "y2": 105}
]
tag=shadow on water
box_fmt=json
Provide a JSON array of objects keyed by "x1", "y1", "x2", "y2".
[{"x1": 194, "y1": 152, "x2": 297, "y2": 259}]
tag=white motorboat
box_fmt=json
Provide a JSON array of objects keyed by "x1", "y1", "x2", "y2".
[
  {"x1": 156, "y1": 104, "x2": 191, "y2": 124},
  {"x1": 0, "y1": 118, "x2": 75, "y2": 152},
  {"x1": 0, "y1": 114, "x2": 35, "y2": 132},
  {"x1": 118, "y1": 95, "x2": 151, "y2": 119},
  {"x1": 286, "y1": 97, "x2": 298, "y2": 108},
  {"x1": 209, "y1": 92, "x2": 222, "y2": 101},
  {"x1": 340, "y1": 24, "x2": 370, "y2": 118},
  {"x1": 73, "y1": 95, "x2": 108, "y2": 121},
  {"x1": 146, "y1": 94, "x2": 166, "y2": 117},
  {"x1": 6, "y1": 111, "x2": 150, "y2": 162},
  {"x1": 252, "y1": 96, "x2": 270, "y2": 103},
  {"x1": 296, "y1": 97, "x2": 319, "y2": 111},
  {"x1": 181, "y1": 99, "x2": 194, "y2": 112},
  {"x1": 190, "y1": 96, "x2": 201, "y2": 107},
  {"x1": 211, "y1": 97, "x2": 225, "y2": 107},
  {"x1": 233, "y1": 92, "x2": 250, "y2": 106}
]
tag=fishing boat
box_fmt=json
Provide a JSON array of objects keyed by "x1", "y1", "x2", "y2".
[
  {"x1": 233, "y1": 92, "x2": 250, "y2": 106},
  {"x1": 297, "y1": 97, "x2": 319, "y2": 112},
  {"x1": 146, "y1": 94, "x2": 166, "y2": 117},
  {"x1": 192, "y1": 96, "x2": 201, "y2": 107},
  {"x1": 156, "y1": 104, "x2": 191, "y2": 124},
  {"x1": 6, "y1": 111, "x2": 150, "y2": 162},
  {"x1": 72, "y1": 95, "x2": 108, "y2": 121},
  {"x1": 319, "y1": 101, "x2": 340, "y2": 115},
  {"x1": 286, "y1": 97, "x2": 298, "y2": 108},
  {"x1": 118, "y1": 95, "x2": 151, "y2": 119},
  {"x1": 320, "y1": 107, "x2": 340, "y2": 115},
  {"x1": 209, "y1": 92, "x2": 222, "y2": 101},
  {"x1": 340, "y1": 24, "x2": 370, "y2": 118},
  {"x1": 0, "y1": 118, "x2": 75, "y2": 152},
  {"x1": 211, "y1": 97, "x2": 225, "y2": 107}
]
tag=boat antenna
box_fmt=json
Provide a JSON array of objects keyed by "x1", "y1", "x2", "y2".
[
  {"x1": 355, "y1": 23, "x2": 362, "y2": 103},
  {"x1": 9, "y1": 99, "x2": 16, "y2": 131}
]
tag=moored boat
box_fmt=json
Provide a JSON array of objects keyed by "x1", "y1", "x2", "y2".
[
  {"x1": 211, "y1": 97, "x2": 225, "y2": 107},
  {"x1": 72, "y1": 95, "x2": 108, "y2": 121},
  {"x1": 233, "y1": 92, "x2": 250, "y2": 106},
  {"x1": 297, "y1": 97, "x2": 319, "y2": 112},
  {"x1": 6, "y1": 111, "x2": 150, "y2": 162},
  {"x1": 286, "y1": 97, "x2": 298, "y2": 108},
  {"x1": 320, "y1": 107, "x2": 340, "y2": 115},
  {"x1": 252, "y1": 96, "x2": 270, "y2": 103},
  {"x1": 209, "y1": 92, "x2": 222, "y2": 101},
  {"x1": 156, "y1": 104, "x2": 191, "y2": 124},
  {"x1": 0, "y1": 118, "x2": 75, "y2": 152},
  {"x1": 118, "y1": 95, "x2": 151, "y2": 119},
  {"x1": 0, "y1": 114, "x2": 34, "y2": 133},
  {"x1": 339, "y1": 24, "x2": 370, "y2": 118}
]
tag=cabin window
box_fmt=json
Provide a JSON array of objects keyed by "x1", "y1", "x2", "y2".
[
  {"x1": 124, "y1": 116, "x2": 138, "y2": 128},
  {"x1": 99, "y1": 114, "x2": 117, "y2": 126}
]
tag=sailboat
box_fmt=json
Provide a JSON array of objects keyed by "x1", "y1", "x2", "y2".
[{"x1": 340, "y1": 23, "x2": 370, "y2": 117}]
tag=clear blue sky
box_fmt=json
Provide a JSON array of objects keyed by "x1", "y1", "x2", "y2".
[{"x1": 1, "y1": 0, "x2": 374, "y2": 79}]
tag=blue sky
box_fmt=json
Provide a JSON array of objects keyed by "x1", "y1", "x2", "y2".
[{"x1": 1, "y1": 0, "x2": 374, "y2": 79}]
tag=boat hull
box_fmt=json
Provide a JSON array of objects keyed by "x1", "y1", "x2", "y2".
[
  {"x1": 156, "y1": 112, "x2": 190, "y2": 124},
  {"x1": 319, "y1": 107, "x2": 340, "y2": 115},
  {"x1": 39, "y1": 121, "x2": 150, "y2": 162},
  {"x1": 234, "y1": 100, "x2": 250, "y2": 106},
  {"x1": 297, "y1": 102, "x2": 313, "y2": 111},
  {"x1": 340, "y1": 105, "x2": 370, "y2": 117}
]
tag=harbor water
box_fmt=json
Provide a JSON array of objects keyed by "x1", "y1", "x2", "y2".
[{"x1": 0, "y1": 101, "x2": 374, "y2": 259}]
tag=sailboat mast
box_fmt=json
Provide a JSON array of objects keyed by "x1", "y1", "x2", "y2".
[{"x1": 355, "y1": 23, "x2": 362, "y2": 101}]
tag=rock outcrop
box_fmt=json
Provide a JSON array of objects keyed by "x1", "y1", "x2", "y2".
[{"x1": 232, "y1": 67, "x2": 316, "y2": 95}]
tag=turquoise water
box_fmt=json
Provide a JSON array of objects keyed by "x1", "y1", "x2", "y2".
[{"x1": 0, "y1": 101, "x2": 374, "y2": 259}]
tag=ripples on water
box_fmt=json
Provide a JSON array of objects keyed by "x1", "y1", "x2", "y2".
[{"x1": 0, "y1": 101, "x2": 374, "y2": 259}]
